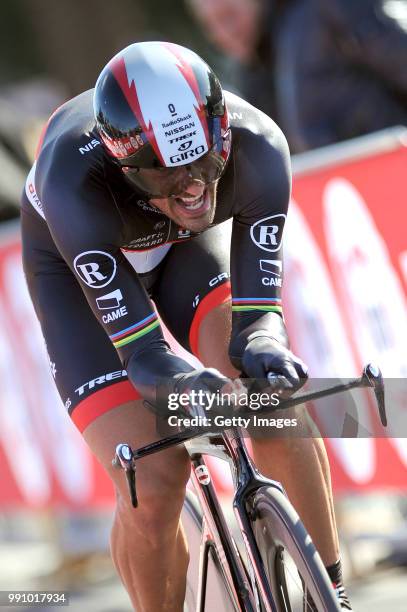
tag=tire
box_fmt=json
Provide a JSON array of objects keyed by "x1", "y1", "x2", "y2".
[
  {"x1": 182, "y1": 488, "x2": 238, "y2": 612},
  {"x1": 250, "y1": 486, "x2": 341, "y2": 612}
]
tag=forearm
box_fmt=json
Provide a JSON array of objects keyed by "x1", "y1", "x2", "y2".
[{"x1": 124, "y1": 339, "x2": 196, "y2": 403}]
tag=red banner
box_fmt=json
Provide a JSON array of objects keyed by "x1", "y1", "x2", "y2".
[{"x1": 285, "y1": 132, "x2": 407, "y2": 491}]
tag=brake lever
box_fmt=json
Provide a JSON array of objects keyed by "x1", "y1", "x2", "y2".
[
  {"x1": 112, "y1": 443, "x2": 138, "y2": 508},
  {"x1": 362, "y1": 363, "x2": 387, "y2": 427}
]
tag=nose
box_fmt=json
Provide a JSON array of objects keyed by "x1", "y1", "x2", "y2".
[{"x1": 180, "y1": 175, "x2": 205, "y2": 197}]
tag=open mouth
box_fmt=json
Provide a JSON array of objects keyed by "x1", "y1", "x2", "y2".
[{"x1": 174, "y1": 191, "x2": 210, "y2": 217}]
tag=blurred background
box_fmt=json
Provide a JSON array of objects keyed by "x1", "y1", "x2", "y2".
[{"x1": 0, "y1": 0, "x2": 406, "y2": 609}]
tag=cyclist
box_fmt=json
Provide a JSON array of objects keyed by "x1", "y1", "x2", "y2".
[{"x1": 21, "y1": 42, "x2": 352, "y2": 611}]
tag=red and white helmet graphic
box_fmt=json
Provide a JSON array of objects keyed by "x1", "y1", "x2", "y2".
[{"x1": 94, "y1": 41, "x2": 229, "y2": 168}]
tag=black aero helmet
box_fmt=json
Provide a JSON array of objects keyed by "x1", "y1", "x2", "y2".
[{"x1": 93, "y1": 41, "x2": 231, "y2": 173}]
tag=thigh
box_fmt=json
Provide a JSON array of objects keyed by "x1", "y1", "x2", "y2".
[{"x1": 153, "y1": 220, "x2": 232, "y2": 359}]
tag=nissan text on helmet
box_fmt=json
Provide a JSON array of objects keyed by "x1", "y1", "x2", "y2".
[{"x1": 93, "y1": 41, "x2": 231, "y2": 198}]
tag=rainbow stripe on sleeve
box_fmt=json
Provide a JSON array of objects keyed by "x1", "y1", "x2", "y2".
[
  {"x1": 110, "y1": 313, "x2": 160, "y2": 348},
  {"x1": 232, "y1": 297, "x2": 282, "y2": 313}
]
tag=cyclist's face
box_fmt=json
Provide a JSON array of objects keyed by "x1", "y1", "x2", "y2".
[{"x1": 149, "y1": 179, "x2": 218, "y2": 232}]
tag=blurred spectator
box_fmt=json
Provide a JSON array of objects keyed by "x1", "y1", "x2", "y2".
[
  {"x1": 275, "y1": 0, "x2": 407, "y2": 151},
  {"x1": 187, "y1": 0, "x2": 264, "y2": 64},
  {"x1": 188, "y1": 0, "x2": 407, "y2": 153},
  {"x1": 186, "y1": 0, "x2": 280, "y2": 118}
]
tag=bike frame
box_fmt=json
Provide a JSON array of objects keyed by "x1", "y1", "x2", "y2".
[{"x1": 187, "y1": 430, "x2": 282, "y2": 612}]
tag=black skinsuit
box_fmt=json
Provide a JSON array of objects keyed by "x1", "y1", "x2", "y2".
[{"x1": 21, "y1": 90, "x2": 291, "y2": 426}]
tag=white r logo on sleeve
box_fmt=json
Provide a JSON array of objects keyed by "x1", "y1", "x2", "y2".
[
  {"x1": 250, "y1": 214, "x2": 286, "y2": 253},
  {"x1": 73, "y1": 251, "x2": 117, "y2": 288}
]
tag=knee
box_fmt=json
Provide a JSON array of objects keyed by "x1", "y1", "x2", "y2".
[
  {"x1": 250, "y1": 406, "x2": 317, "y2": 453},
  {"x1": 111, "y1": 449, "x2": 190, "y2": 543},
  {"x1": 114, "y1": 484, "x2": 188, "y2": 551}
]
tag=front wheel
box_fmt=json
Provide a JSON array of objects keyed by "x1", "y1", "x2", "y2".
[{"x1": 250, "y1": 486, "x2": 341, "y2": 612}]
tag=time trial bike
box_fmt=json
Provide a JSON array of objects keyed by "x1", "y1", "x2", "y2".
[{"x1": 113, "y1": 363, "x2": 386, "y2": 611}]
